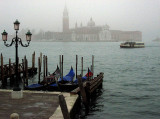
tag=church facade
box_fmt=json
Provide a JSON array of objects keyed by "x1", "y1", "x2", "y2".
[
  {"x1": 41, "y1": 5, "x2": 142, "y2": 42},
  {"x1": 70, "y1": 18, "x2": 112, "y2": 41}
]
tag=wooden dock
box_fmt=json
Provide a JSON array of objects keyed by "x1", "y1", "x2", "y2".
[{"x1": 70, "y1": 72, "x2": 104, "y2": 95}]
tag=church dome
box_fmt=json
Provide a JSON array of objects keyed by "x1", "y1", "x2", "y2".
[
  {"x1": 103, "y1": 24, "x2": 110, "y2": 30},
  {"x1": 87, "y1": 17, "x2": 95, "y2": 27}
]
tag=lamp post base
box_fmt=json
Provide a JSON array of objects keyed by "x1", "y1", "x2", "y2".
[{"x1": 11, "y1": 90, "x2": 23, "y2": 99}]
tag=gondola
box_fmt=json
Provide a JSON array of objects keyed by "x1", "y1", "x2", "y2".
[
  {"x1": 58, "y1": 69, "x2": 93, "y2": 92},
  {"x1": 47, "y1": 66, "x2": 75, "y2": 91},
  {"x1": 24, "y1": 66, "x2": 60, "y2": 91}
]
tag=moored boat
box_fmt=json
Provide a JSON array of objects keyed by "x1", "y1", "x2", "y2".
[
  {"x1": 25, "y1": 66, "x2": 60, "y2": 91},
  {"x1": 47, "y1": 66, "x2": 75, "y2": 91},
  {"x1": 58, "y1": 69, "x2": 93, "y2": 92},
  {"x1": 120, "y1": 42, "x2": 145, "y2": 48}
]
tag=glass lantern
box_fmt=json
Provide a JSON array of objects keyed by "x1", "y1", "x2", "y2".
[
  {"x1": 1, "y1": 30, "x2": 8, "y2": 41},
  {"x1": 26, "y1": 30, "x2": 32, "y2": 41},
  {"x1": 14, "y1": 19, "x2": 20, "y2": 31}
]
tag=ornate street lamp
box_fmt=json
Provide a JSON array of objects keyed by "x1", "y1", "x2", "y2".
[{"x1": 1, "y1": 20, "x2": 32, "y2": 91}]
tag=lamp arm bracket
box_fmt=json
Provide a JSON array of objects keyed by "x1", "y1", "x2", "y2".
[
  {"x1": 4, "y1": 38, "x2": 15, "y2": 47},
  {"x1": 18, "y1": 38, "x2": 30, "y2": 47}
]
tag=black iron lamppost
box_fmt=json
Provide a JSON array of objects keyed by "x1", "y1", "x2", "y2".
[{"x1": 1, "y1": 20, "x2": 32, "y2": 91}]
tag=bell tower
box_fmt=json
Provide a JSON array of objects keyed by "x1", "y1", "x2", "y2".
[{"x1": 63, "y1": 3, "x2": 69, "y2": 33}]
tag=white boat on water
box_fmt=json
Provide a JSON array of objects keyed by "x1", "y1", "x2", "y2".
[{"x1": 120, "y1": 42, "x2": 145, "y2": 48}]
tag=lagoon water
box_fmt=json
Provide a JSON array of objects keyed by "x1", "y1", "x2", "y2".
[{"x1": 0, "y1": 41, "x2": 160, "y2": 119}]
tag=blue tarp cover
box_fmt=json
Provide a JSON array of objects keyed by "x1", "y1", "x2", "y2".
[
  {"x1": 50, "y1": 83, "x2": 58, "y2": 87},
  {"x1": 58, "y1": 67, "x2": 75, "y2": 82},
  {"x1": 73, "y1": 76, "x2": 87, "y2": 84},
  {"x1": 27, "y1": 84, "x2": 43, "y2": 88},
  {"x1": 49, "y1": 67, "x2": 75, "y2": 87}
]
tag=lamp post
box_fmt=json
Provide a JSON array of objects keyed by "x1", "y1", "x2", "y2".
[{"x1": 1, "y1": 20, "x2": 32, "y2": 91}]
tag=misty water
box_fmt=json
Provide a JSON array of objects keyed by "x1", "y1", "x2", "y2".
[{"x1": 0, "y1": 41, "x2": 160, "y2": 119}]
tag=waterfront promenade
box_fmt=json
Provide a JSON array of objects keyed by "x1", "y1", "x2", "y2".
[{"x1": 0, "y1": 90, "x2": 78, "y2": 119}]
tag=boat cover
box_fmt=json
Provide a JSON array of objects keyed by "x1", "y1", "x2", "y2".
[
  {"x1": 50, "y1": 83, "x2": 58, "y2": 87},
  {"x1": 49, "y1": 67, "x2": 75, "y2": 87},
  {"x1": 26, "y1": 84, "x2": 43, "y2": 88},
  {"x1": 58, "y1": 67, "x2": 75, "y2": 82}
]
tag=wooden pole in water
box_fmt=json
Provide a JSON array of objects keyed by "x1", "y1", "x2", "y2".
[
  {"x1": 59, "y1": 94, "x2": 71, "y2": 119},
  {"x1": 17, "y1": 57, "x2": 21, "y2": 80},
  {"x1": 38, "y1": 57, "x2": 41, "y2": 84},
  {"x1": 40, "y1": 52, "x2": 42, "y2": 67},
  {"x1": 1, "y1": 54, "x2": 4, "y2": 87},
  {"x1": 76, "y1": 55, "x2": 78, "y2": 79},
  {"x1": 32, "y1": 53, "x2": 34, "y2": 69},
  {"x1": 78, "y1": 75, "x2": 89, "y2": 112},
  {"x1": 92, "y1": 55, "x2": 94, "y2": 79},
  {"x1": 46, "y1": 56, "x2": 48, "y2": 76},
  {"x1": 9, "y1": 58, "x2": 11, "y2": 77},
  {"x1": 62, "y1": 55, "x2": 63, "y2": 81},
  {"x1": 32, "y1": 51, "x2": 35, "y2": 69},
  {"x1": 22, "y1": 59, "x2": 25, "y2": 88},
  {"x1": 88, "y1": 67, "x2": 89, "y2": 81},
  {"x1": 59, "y1": 55, "x2": 61, "y2": 79},
  {"x1": 9, "y1": 58, "x2": 12, "y2": 86},
  {"x1": 24, "y1": 56, "x2": 26, "y2": 80},
  {"x1": 26, "y1": 59, "x2": 28, "y2": 86},
  {"x1": 34, "y1": 51, "x2": 35, "y2": 68},
  {"x1": 43, "y1": 55, "x2": 46, "y2": 80},
  {"x1": 81, "y1": 57, "x2": 83, "y2": 76}
]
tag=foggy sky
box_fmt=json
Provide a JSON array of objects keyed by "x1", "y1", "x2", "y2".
[{"x1": 0, "y1": 0, "x2": 160, "y2": 41}]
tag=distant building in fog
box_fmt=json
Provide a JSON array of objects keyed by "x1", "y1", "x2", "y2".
[
  {"x1": 110, "y1": 30, "x2": 142, "y2": 42},
  {"x1": 38, "y1": 4, "x2": 142, "y2": 42},
  {"x1": 70, "y1": 18, "x2": 112, "y2": 41}
]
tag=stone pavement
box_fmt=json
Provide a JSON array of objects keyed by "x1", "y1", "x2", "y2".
[{"x1": 0, "y1": 90, "x2": 59, "y2": 119}]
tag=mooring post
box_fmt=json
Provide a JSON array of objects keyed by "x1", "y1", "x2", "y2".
[
  {"x1": 78, "y1": 75, "x2": 89, "y2": 112},
  {"x1": 88, "y1": 67, "x2": 89, "y2": 81},
  {"x1": 76, "y1": 55, "x2": 78, "y2": 79},
  {"x1": 18, "y1": 57, "x2": 21, "y2": 80},
  {"x1": 59, "y1": 94, "x2": 71, "y2": 119},
  {"x1": 23, "y1": 56, "x2": 26, "y2": 86},
  {"x1": 25, "y1": 59, "x2": 28, "y2": 86},
  {"x1": 59, "y1": 55, "x2": 61, "y2": 79},
  {"x1": 62, "y1": 55, "x2": 63, "y2": 81},
  {"x1": 9, "y1": 58, "x2": 11, "y2": 76},
  {"x1": 43, "y1": 55, "x2": 46, "y2": 80},
  {"x1": 1, "y1": 53, "x2": 4, "y2": 87},
  {"x1": 32, "y1": 52, "x2": 34, "y2": 69},
  {"x1": 9, "y1": 58, "x2": 13, "y2": 86},
  {"x1": 32, "y1": 51, "x2": 35, "y2": 69},
  {"x1": 46, "y1": 56, "x2": 48, "y2": 76},
  {"x1": 40, "y1": 52, "x2": 42, "y2": 67},
  {"x1": 38, "y1": 57, "x2": 41, "y2": 84},
  {"x1": 22, "y1": 59, "x2": 25, "y2": 88},
  {"x1": 92, "y1": 55, "x2": 94, "y2": 79},
  {"x1": 81, "y1": 57, "x2": 83, "y2": 76}
]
